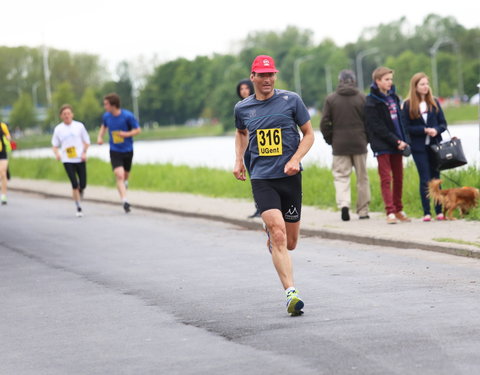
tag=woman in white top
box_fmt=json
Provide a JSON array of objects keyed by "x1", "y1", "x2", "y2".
[
  {"x1": 403, "y1": 73, "x2": 447, "y2": 222},
  {"x1": 52, "y1": 105, "x2": 91, "y2": 217}
]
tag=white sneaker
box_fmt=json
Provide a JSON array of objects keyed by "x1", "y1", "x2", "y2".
[
  {"x1": 386, "y1": 213, "x2": 397, "y2": 224},
  {"x1": 76, "y1": 207, "x2": 83, "y2": 218}
]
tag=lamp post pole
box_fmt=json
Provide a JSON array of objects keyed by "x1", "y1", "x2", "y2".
[
  {"x1": 477, "y1": 83, "x2": 480, "y2": 151},
  {"x1": 42, "y1": 45, "x2": 52, "y2": 110},
  {"x1": 294, "y1": 55, "x2": 314, "y2": 98},
  {"x1": 31, "y1": 82, "x2": 40, "y2": 109},
  {"x1": 430, "y1": 37, "x2": 464, "y2": 98},
  {"x1": 325, "y1": 65, "x2": 333, "y2": 94},
  {"x1": 355, "y1": 47, "x2": 379, "y2": 92}
]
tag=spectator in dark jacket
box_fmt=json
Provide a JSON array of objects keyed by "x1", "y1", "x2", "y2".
[
  {"x1": 403, "y1": 72, "x2": 447, "y2": 222},
  {"x1": 236, "y1": 79, "x2": 259, "y2": 218},
  {"x1": 365, "y1": 67, "x2": 411, "y2": 224},
  {"x1": 320, "y1": 70, "x2": 370, "y2": 221}
]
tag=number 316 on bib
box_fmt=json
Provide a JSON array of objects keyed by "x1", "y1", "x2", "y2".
[{"x1": 257, "y1": 128, "x2": 283, "y2": 156}]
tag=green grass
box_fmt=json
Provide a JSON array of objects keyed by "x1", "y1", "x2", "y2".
[
  {"x1": 433, "y1": 238, "x2": 480, "y2": 248},
  {"x1": 443, "y1": 104, "x2": 479, "y2": 125},
  {"x1": 9, "y1": 157, "x2": 480, "y2": 220},
  {"x1": 15, "y1": 123, "x2": 224, "y2": 150}
]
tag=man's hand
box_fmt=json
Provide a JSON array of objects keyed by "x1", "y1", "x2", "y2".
[
  {"x1": 284, "y1": 158, "x2": 300, "y2": 176},
  {"x1": 233, "y1": 160, "x2": 247, "y2": 181},
  {"x1": 97, "y1": 137, "x2": 104, "y2": 145},
  {"x1": 81, "y1": 152, "x2": 87, "y2": 162}
]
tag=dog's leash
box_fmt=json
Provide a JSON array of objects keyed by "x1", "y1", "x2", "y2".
[{"x1": 440, "y1": 173, "x2": 462, "y2": 187}]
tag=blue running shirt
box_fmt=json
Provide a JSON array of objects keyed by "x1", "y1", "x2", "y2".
[
  {"x1": 102, "y1": 109, "x2": 140, "y2": 153},
  {"x1": 235, "y1": 89, "x2": 310, "y2": 179}
]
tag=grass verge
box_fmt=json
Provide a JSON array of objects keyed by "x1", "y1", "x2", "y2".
[
  {"x1": 433, "y1": 238, "x2": 480, "y2": 248},
  {"x1": 8, "y1": 157, "x2": 480, "y2": 220}
]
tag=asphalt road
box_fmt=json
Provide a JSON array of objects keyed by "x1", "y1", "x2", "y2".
[{"x1": 1, "y1": 192, "x2": 480, "y2": 375}]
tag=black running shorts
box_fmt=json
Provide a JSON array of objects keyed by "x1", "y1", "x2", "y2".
[
  {"x1": 63, "y1": 162, "x2": 87, "y2": 190},
  {"x1": 110, "y1": 150, "x2": 133, "y2": 172},
  {"x1": 251, "y1": 173, "x2": 302, "y2": 223}
]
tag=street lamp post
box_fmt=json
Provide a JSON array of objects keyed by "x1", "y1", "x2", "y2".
[
  {"x1": 127, "y1": 63, "x2": 140, "y2": 123},
  {"x1": 355, "y1": 47, "x2": 379, "y2": 92},
  {"x1": 294, "y1": 55, "x2": 314, "y2": 98},
  {"x1": 42, "y1": 45, "x2": 52, "y2": 109},
  {"x1": 325, "y1": 65, "x2": 333, "y2": 94},
  {"x1": 430, "y1": 37, "x2": 464, "y2": 98},
  {"x1": 31, "y1": 82, "x2": 40, "y2": 109},
  {"x1": 31, "y1": 82, "x2": 40, "y2": 124},
  {"x1": 477, "y1": 83, "x2": 480, "y2": 152}
]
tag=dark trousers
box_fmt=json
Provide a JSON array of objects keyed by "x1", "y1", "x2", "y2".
[
  {"x1": 377, "y1": 153, "x2": 403, "y2": 215},
  {"x1": 63, "y1": 162, "x2": 87, "y2": 191},
  {"x1": 412, "y1": 148, "x2": 442, "y2": 215}
]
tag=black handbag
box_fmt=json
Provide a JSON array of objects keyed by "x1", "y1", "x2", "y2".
[{"x1": 430, "y1": 130, "x2": 467, "y2": 171}]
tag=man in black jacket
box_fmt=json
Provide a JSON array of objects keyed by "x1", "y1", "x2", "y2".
[{"x1": 364, "y1": 67, "x2": 411, "y2": 224}]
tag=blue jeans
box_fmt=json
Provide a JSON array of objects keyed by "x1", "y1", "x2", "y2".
[{"x1": 411, "y1": 148, "x2": 442, "y2": 215}]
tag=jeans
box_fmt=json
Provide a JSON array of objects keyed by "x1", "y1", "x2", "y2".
[{"x1": 377, "y1": 153, "x2": 403, "y2": 215}]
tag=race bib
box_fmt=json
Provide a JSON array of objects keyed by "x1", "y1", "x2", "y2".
[
  {"x1": 257, "y1": 128, "x2": 282, "y2": 156},
  {"x1": 111, "y1": 131, "x2": 124, "y2": 144},
  {"x1": 66, "y1": 146, "x2": 77, "y2": 158}
]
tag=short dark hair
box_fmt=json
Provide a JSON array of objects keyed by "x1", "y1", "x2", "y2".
[
  {"x1": 338, "y1": 70, "x2": 356, "y2": 84},
  {"x1": 59, "y1": 104, "x2": 73, "y2": 115},
  {"x1": 104, "y1": 93, "x2": 121, "y2": 108}
]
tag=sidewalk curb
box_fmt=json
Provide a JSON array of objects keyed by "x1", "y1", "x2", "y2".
[{"x1": 11, "y1": 185, "x2": 480, "y2": 260}]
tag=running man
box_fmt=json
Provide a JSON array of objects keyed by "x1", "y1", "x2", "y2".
[
  {"x1": 52, "y1": 105, "x2": 90, "y2": 217},
  {"x1": 233, "y1": 55, "x2": 315, "y2": 315},
  {"x1": 0, "y1": 121, "x2": 12, "y2": 205},
  {"x1": 97, "y1": 93, "x2": 141, "y2": 213}
]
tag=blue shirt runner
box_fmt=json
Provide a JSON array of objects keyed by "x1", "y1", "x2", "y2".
[{"x1": 102, "y1": 109, "x2": 140, "y2": 153}]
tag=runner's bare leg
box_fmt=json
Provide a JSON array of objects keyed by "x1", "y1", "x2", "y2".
[{"x1": 262, "y1": 208, "x2": 294, "y2": 289}]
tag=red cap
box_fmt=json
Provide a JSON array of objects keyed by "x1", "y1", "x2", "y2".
[{"x1": 251, "y1": 55, "x2": 279, "y2": 73}]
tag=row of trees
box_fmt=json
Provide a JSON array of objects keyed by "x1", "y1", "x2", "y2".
[
  {"x1": 0, "y1": 47, "x2": 136, "y2": 130},
  {"x1": 1, "y1": 14, "x2": 479, "y2": 132}
]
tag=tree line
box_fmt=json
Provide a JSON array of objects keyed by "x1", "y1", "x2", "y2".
[{"x1": 1, "y1": 14, "x2": 479, "y2": 132}]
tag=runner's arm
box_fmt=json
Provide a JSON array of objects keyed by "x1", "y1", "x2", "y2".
[
  {"x1": 233, "y1": 128, "x2": 248, "y2": 181},
  {"x1": 52, "y1": 146, "x2": 61, "y2": 161},
  {"x1": 284, "y1": 120, "x2": 315, "y2": 176},
  {"x1": 81, "y1": 142, "x2": 89, "y2": 161},
  {"x1": 1, "y1": 123, "x2": 11, "y2": 141},
  {"x1": 51, "y1": 130, "x2": 61, "y2": 160},
  {"x1": 119, "y1": 127, "x2": 141, "y2": 138},
  {"x1": 97, "y1": 125, "x2": 107, "y2": 144}
]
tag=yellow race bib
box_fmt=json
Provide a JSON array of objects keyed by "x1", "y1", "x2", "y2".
[
  {"x1": 257, "y1": 128, "x2": 282, "y2": 156},
  {"x1": 66, "y1": 146, "x2": 78, "y2": 158},
  {"x1": 111, "y1": 131, "x2": 124, "y2": 144}
]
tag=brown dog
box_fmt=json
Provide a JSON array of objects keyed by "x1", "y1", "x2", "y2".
[{"x1": 427, "y1": 179, "x2": 479, "y2": 220}]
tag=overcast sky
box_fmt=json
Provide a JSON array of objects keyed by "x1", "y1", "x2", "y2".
[{"x1": 2, "y1": 0, "x2": 478, "y2": 72}]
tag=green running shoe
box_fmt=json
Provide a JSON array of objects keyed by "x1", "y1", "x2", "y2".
[{"x1": 286, "y1": 289, "x2": 304, "y2": 315}]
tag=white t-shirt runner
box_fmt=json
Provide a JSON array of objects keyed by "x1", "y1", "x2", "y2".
[{"x1": 51, "y1": 121, "x2": 91, "y2": 163}]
